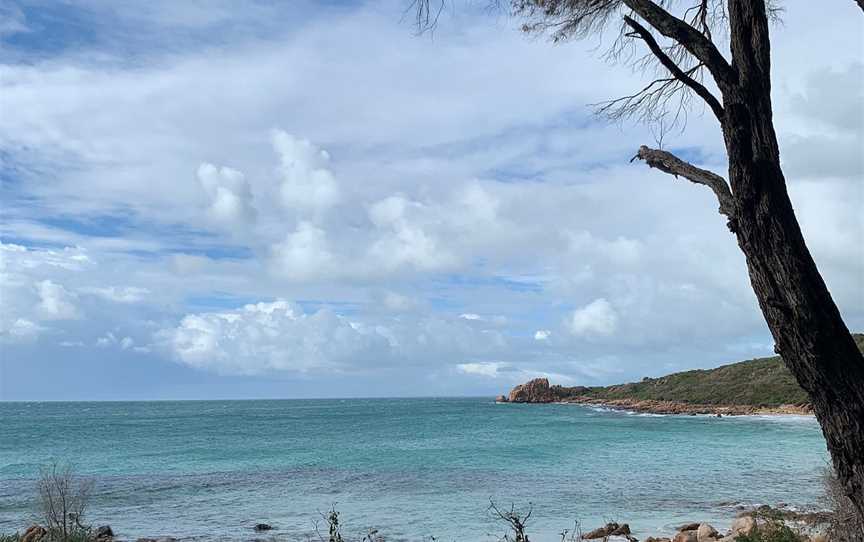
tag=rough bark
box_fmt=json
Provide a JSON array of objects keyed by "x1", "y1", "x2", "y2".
[
  {"x1": 720, "y1": 0, "x2": 864, "y2": 518},
  {"x1": 634, "y1": 0, "x2": 864, "y2": 519},
  {"x1": 632, "y1": 146, "x2": 734, "y2": 218}
]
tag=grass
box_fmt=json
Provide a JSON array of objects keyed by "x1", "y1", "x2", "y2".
[{"x1": 556, "y1": 333, "x2": 864, "y2": 407}]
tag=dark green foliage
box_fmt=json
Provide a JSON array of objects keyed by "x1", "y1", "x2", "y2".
[
  {"x1": 554, "y1": 334, "x2": 864, "y2": 407},
  {"x1": 734, "y1": 522, "x2": 807, "y2": 542}
]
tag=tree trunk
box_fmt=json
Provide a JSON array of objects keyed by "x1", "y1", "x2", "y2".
[{"x1": 724, "y1": 0, "x2": 864, "y2": 519}]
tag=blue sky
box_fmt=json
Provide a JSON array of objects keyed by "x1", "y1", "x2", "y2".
[{"x1": 1, "y1": 0, "x2": 862, "y2": 400}]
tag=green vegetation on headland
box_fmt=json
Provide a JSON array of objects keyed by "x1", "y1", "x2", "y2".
[{"x1": 501, "y1": 334, "x2": 864, "y2": 413}]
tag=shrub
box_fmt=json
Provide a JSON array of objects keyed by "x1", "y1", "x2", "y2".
[
  {"x1": 734, "y1": 522, "x2": 806, "y2": 542},
  {"x1": 37, "y1": 462, "x2": 95, "y2": 542}
]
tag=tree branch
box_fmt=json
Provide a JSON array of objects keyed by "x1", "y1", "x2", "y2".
[
  {"x1": 623, "y1": 15, "x2": 724, "y2": 121},
  {"x1": 622, "y1": 0, "x2": 736, "y2": 90},
  {"x1": 632, "y1": 145, "x2": 735, "y2": 218}
]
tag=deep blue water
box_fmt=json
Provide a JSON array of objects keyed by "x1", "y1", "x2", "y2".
[{"x1": 0, "y1": 398, "x2": 829, "y2": 541}]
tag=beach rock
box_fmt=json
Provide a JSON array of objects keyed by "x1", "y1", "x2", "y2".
[
  {"x1": 21, "y1": 526, "x2": 47, "y2": 542},
  {"x1": 673, "y1": 531, "x2": 698, "y2": 542},
  {"x1": 582, "y1": 522, "x2": 621, "y2": 539},
  {"x1": 496, "y1": 395, "x2": 508, "y2": 403},
  {"x1": 254, "y1": 523, "x2": 273, "y2": 532},
  {"x1": 678, "y1": 523, "x2": 701, "y2": 532},
  {"x1": 508, "y1": 378, "x2": 555, "y2": 403},
  {"x1": 731, "y1": 516, "x2": 757, "y2": 537},
  {"x1": 95, "y1": 525, "x2": 114, "y2": 539},
  {"x1": 696, "y1": 523, "x2": 718, "y2": 541},
  {"x1": 612, "y1": 524, "x2": 631, "y2": 536},
  {"x1": 645, "y1": 538, "x2": 672, "y2": 542}
]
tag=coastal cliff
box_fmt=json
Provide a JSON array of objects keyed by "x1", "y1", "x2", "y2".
[{"x1": 498, "y1": 334, "x2": 864, "y2": 415}]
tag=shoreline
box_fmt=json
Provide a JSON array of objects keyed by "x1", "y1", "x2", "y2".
[{"x1": 498, "y1": 395, "x2": 814, "y2": 417}]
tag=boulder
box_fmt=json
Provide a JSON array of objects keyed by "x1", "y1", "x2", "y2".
[
  {"x1": 254, "y1": 523, "x2": 273, "y2": 532},
  {"x1": 508, "y1": 378, "x2": 556, "y2": 403},
  {"x1": 95, "y1": 525, "x2": 114, "y2": 539},
  {"x1": 730, "y1": 516, "x2": 757, "y2": 537},
  {"x1": 809, "y1": 535, "x2": 828, "y2": 542},
  {"x1": 678, "y1": 523, "x2": 701, "y2": 532},
  {"x1": 582, "y1": 522, "x2": 620, "y2": 539},
  {"x1": 611, "y1": 524, "x2": 631, "y2": 536},
  {"x1": 673, "y1": 531, "x2": 698, "y2": 542},
  {"x1": 21, "y1": 526, "x2": 47, "y2": 542},
  {"x1": 496, "y1": 395, "x2": 508, "y2": 403},
  {"x1": 645, "y1": 538, "x2": 672, "y2": 542},
  {"x1": 696, "y1": 523, "x2": 718, "y2": 541}
]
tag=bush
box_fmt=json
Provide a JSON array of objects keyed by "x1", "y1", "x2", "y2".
[
  {"x1": 37, "y1": 462, "x2": 95, "y2": 542},
  {"x1": 734, "y1": 522, "x2": 806, "y2": 542}
]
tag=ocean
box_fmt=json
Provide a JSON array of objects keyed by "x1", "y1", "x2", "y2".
[{"x1": 0, "y1": 398, "x2": 828, "y2": 541}]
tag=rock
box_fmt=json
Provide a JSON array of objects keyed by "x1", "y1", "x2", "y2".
[
  {"x1": 645, "y1": 538, "x2": 672, "y2": 542},
  {"x1": 582, "y1": 522, "x2": 620, "y2": 539},
  {"x1": 496, "y1": 395, "x2": 508, "y2": 403},
  {"x1": 21, "y1": 526, "x2": 47, "y2": 542},
  {"x1": 673, "y1": 531, "x2": 698, "y2": 542},
  {"x1": 95, "y1": 525, "x2": 114, "y2": 539},
  {"x1": 611, "y1": 524, "x2": 631, "y2": 536},
  {"x1": 730, "y1": 516, "x2": 757, "y2": 537},
  {"x1": 136, "y1": 538, "x2": 177, "y2": 542},
  {"x1": 254, "y1": 523, "x2": 273, "y2": 532},
  {"x1": 508, "y1": 378, "x2": 556, "y2": 403},
  {"x1": 697, "y1": 523, "x2": 718, "y2": 541},
  {"x1": 809, "y1": 535, "x2": 828, "y2": 542},
  {"x1": 678, "y1": 523, "x2": 701, "y2": 532}
]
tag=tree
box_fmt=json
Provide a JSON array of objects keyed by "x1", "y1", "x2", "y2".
[{"x1": 416, "y1": 0, "x2": 864, "y2": 521}]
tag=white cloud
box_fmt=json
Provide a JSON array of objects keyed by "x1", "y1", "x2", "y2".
[
  {"x1": 81, "y1": 286, "x2": 150, "y2": 304},
  {"x1": 534, "y1": 329, "x2": 551, "y2": 341},
  {"x1": 37, "y1": 280, "x2": 80, "y2": 320},
  {"x1": 197, "y1": 163, "x2": 256, "y2": 226},
  {"x1": 456, "y1": 361, "x2": 507, "y2": 378},
  {"x1": 269, "y1": 221, "x2": 335, "y2": 281},
  {"x1": 271, "y1": 130, "x2": 340, "y2": 215},
  {"x1": 162, "y1": 300, "x2": 393, "y2": 374},
  {"x1": 567, "y1": 298, "x2": 618, "y2": 338},
  {"x1": 460, "y1": 313, "x2": 481, "y2": 320}
]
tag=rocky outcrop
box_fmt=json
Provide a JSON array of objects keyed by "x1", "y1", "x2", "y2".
[
  {"x1": 507, "y1": 378, "x2": 555, "y2": 403},
  {"x1": 254, "y1": 523, "x2": 273, "y2": 532},
  {"x1": 95, "y1": 525, "x2": 114, "y2": 539},
  {"x1": 503, "y1": 378, "x2": 589, "y2": 403}
]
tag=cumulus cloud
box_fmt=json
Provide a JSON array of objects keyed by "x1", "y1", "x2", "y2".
[
  {"x1": 272, "y1": 130, "x2": 340, "y2": 214},
  {"x1": 197, "y1": 163, "x2": 256, "y2": 226},
  {"x1": 160, "y1": 299, "x2": 515, "y2": 376},
  {"x1": 567, "y1": 298, "x2": 618, "y2": 338},
  {"x1": 36, "y1": 280, "x2": 80, "y2": 320},
  {"x1": 162, "y1": 300, "x2": 392, "y2": 374},
  {"x1": 269, "y1": 222, "x2": 335, "y2": 281}
]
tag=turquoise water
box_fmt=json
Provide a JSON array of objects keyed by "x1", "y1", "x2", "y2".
[{"x1": 0, "y1": 399, "x2": 828, "y2": 541}]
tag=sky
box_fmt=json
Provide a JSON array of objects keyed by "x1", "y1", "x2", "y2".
[{"x1": 0, "y1": 0, "x2": 862, "y2": 401}]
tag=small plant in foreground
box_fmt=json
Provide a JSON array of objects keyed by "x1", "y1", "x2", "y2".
[
  {"x1": 37, "y1": 462, "x2": 94, "y2": 542},
  {"x1": 489, "y1": 500, "x2": 533, "y2": 542},
  {"x1": 735, "y1": 522, "x2": 807, "y2": 542}
]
